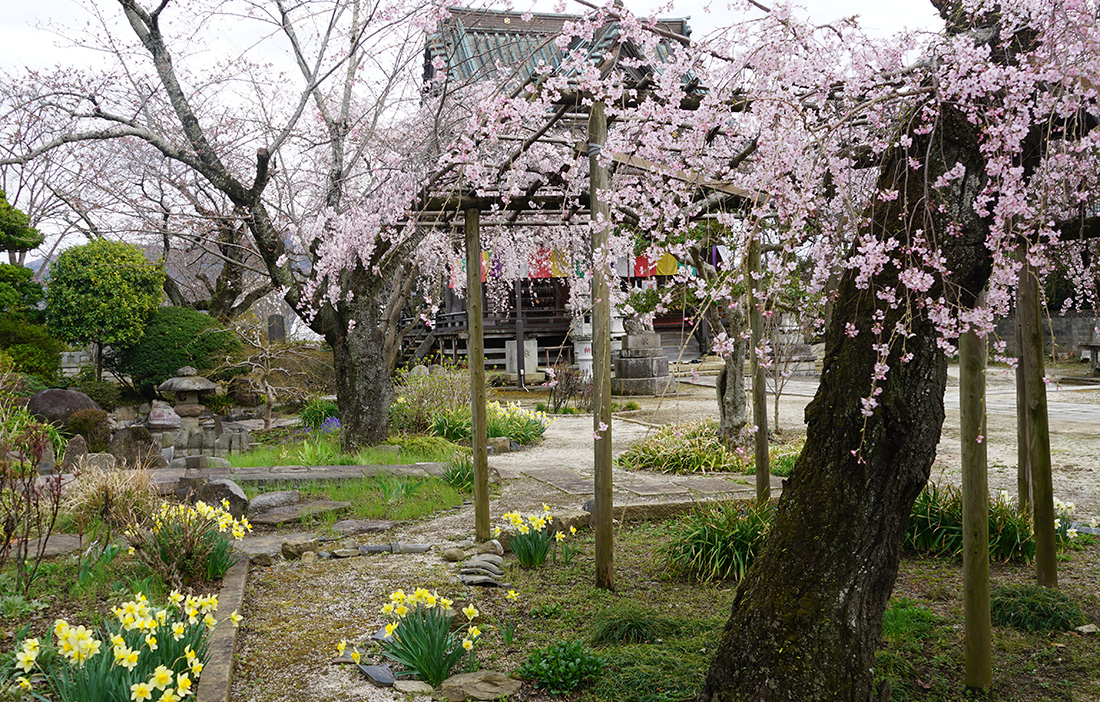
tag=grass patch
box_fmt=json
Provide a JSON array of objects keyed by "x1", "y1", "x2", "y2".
[
  {"x1": 662, "y1": 500, "x2": 773, "y2": 581},
  {"x1": 228, "y1": 432, "x2": 465, "y2": 468},
  {"x1": 617, "y1": 419, "x2": 743, "y2": 473},
  {"x1": 244, "y1": 475, "x2": 463, "y2": 523},
  {"x1": 990, "y1": 584, "x2": 1085, "y2": 632}
]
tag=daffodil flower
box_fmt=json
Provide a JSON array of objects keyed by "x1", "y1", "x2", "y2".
[
  {"x1": 151, "y1": 665, "x2": 174, "y2": 690},
  {"x1": 462, "y1": 604, "x2": 479, "y2": 620},
  {"x1": 175, "y1": 673, "x2": 193, "y2": 697},
  {"x1": 131, "y1": 681, "x2": 154, "y2": 701},
  {"x1": 506, "y1": 590, "x2": 518, "y2": 601}
]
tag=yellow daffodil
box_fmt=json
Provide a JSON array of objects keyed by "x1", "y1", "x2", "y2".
[
  {"x1": 351, "y1": 650, "x2": 361, "y2": 664},
  {"x1": 462, "y1": 604, "x2": 479, "y2": 620},
  {"x1": 131, "y1": 681, "x2": 153, "y2": 701},
  {"x1": 172, "y1": 623, "x2": 186, "y2": 641},
  {"x1": 16, "y1": 677, "x2": 31, "y2": 691},
  {"x1": 229, "y1": 610, "x2": 243, "y2": 627},
  {"x1": 542, "y1": 503, "x2": 551, "y2": 512},
  {"x1": 336, "y1": 639, "x2": 347, "y2": 654},
  {"x1": 506, "y1": 590, "x2": 518, "y2": 601},
  {"x1": 159, "y1": 690, "x2": 181, "y2": 702},
  {"x1": 440, "y1": 598, "x2": 453, "y2": 610},
  {"x1": 22, "y1": 638, "x2": 40, "y2": 654},
  {"x1": 204, "y1": 614, "x2": 218, "y2": 630},
  {"x1": 190, "y1": 661, "x2": 203, "y2": 676},
  {"x1": 395, "y1": 604, "x2": 408, "y2": 617},
  {"x1": 468, "y1": 626, "x2": 481, "y2": 638},
  {"x1": 185, "y1": 645, "x2": 197, "y2": 663},
  {"x1": 120, "y1": 648, "x2": 140, "y2": 671},
  {"x1": 384, "y1": 622, "x2": 398, "y2": 637},
  {"x1": 145, "y1": 634, "x2": 159, "y2": 651},
  {"x1": 390, "y1": 589, "x2": 406, "y2": 604},
  {"x1": 169, "y1": 590, "x2": 184, "y2": 605},
  {"x1": 15, "y1": 649, "x2": 36, "y2": 673},
  {"x1": 461, "y1": 638, "x2": 473, "y2": 651},
  {"x1": 381, "y1": 603, "x2": 394, "y2": 615},
  {"x1": 555, "y1": 532, "x2": 565, "y2": 542},
  {"x1": 151, "y1": 665, "x2": 174, "y2": 690},
  {"x1": 175, "y1": 673, "x2": 193, "y2": 697},
  {"x1": 570, "y1": 526, "x2": 577, "y2": 535}
]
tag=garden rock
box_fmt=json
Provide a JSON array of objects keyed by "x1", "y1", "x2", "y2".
[
  {"x1": 486, "y1": 437, "x2": 510, "y2": 454},
  {"x1": 357, "y1": 664, "x2": 396, "y2": 687},
  {"x1": 439, "y1": 671, "x2": 521, "y2": 701},
  {"x1": 393, "y1": 680, "x2": 433, "y2": 695},
  {"x1": 550, "y1": 509, "x2": 590, "y2": 534},
  {"x1": 195, "y1": 478, "x2": 249, "y2": 519},
  {"x1": 249, "y1": 500, "x2": 352, "y2": 526},
  {"x1": 108, "y1": 426, "x2": 166, "y2": 469},
  {"x1": 1076, "y1": 624, "x2": 1098, "y2": 634},
  {"x1": 332, "y1": 548, "x2": 360, "y2": 558},
  {"x1": 331, "y1": 519, "x2": 397, "y2": 536},
  {"x1": 468, "y1": 554, "x2": 503, "y2": 567},
  {"x1": 281, "y1": 536, "x2": 320, "y2": 560},
  {"x1": 458, "y1": 574, "x2": 504, "y2": 588},
  {"x1": 61, "y1": 435, "x2": 88, "y2": 471},
  {"x1": 318, "y1": 551, "x2": 332, "y2": 560},
  {"x1": 146, "y1": 402, "x2": 182, "y2": 432},
  {"x1": 477, "y1": 539, "x2": 503, "y2": 556},
  {"x1": 300, "y1": 551, "x2": 317, "y2": 564},
  {"x1": 460, "y1": 564, "x2": 504, "y2": 578},
  {"x1": 28, "y1": 388, "x2": 100, "y2": 426},
  {"x1": 205, "y1": 456, "x2": 232, "y2": 469},
  {"x1": 37, "y1": 441, "x2": 56, "y2": 474},
  {"x1": 441, "y1": 547, "x2": 466, "y2": 562},
  {"x1": 248, "y1": 490, "x2": 300, "y2": 515},
  {"x1": 83, "y1": 453, "x2": 117, "y2": 471},
  {"x1": 250, "y1": 552, "x2": 274, "y2": 566}
]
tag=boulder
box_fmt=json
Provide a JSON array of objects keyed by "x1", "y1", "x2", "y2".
[
  {"x1": 194, "y1": 479, "x2": 249, "y2": 520},
  {"x1": 281, "y1": 536, "x2": 320, "y2": 560},
  {"x1": 486, "y1": 437, "x2": 510, "y2": 454},
  {"x1": 61, "y1": 435, "x2": 88, "y2": 471},
  {"x1": 108, "y1": 426, "x2": 166, "y2": 469},
  {"x1": 439, "y1": 671, "x2": 521, "y2": 701},
  {"x1": 28, "y1": 389, "x2": 100, "y2": 426},
  {"x1": 393, "y1": 680, "x2": 433, "y2": 695},
  {"x1": 477, "y1": 539, "x2": 504, "y2": 556},
  {"x1": 441, "y1": 547, "x2": 466, "y2": 562},
  {"x1": 146, "y1": 402, "x2": 182, "y2": 432},
  {"x1": 83, "y1": 453, "x2": 117, "y2": 472},
  {"x1": 37, "y1": 440, "x2": 57, "y2": 474},
  {"x1": 248, "y1": 490, "x2": 300, "y2": 515}
]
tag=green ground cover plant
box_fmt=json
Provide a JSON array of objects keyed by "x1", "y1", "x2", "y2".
[
  {"x1": 990, "y1": 584, "x2": 1085, "y2": 632},
  {"x1": 243, "y1": 475, "x2": 463, "y2": 523},
  {"x1": 662, "y1": 500, "x2": 774, "y2": 581},
  {"x1": 617, "y1": 419, "x2": 742, "y2": 473},
  {"x1": 228, "y1": 429, "x2": 464, "y2": 468},
  {"x1": 431, "y1": 401, "x2": 548, "y2": 445}
]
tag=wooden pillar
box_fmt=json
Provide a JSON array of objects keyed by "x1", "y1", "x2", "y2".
[
  {"x1": 1015, "y1": 246, "x2": 1032, "y2": 514},
  {"x1": 590, "y1": 100, "x2": 614, "y2": 591},
  {"x1": 515, "y1": 280, "x2": 526, "y2": 389},
  {"x1": 1018, "y1": 241, "x2": 1057, "y2": 587},
  {"x1": 960, "y1": 322, "x2": 992, "y2": 691},
  {"x1": 748, "y1": 235, "x2": 769, "y2": 502},
  {"x1": 465, "y1": 208, "x2": 490, "y2": 542}
]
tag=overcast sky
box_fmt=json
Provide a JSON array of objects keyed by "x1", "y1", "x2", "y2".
[{"x1": 1, "y1": 0, "x2": 943, "y2": 73}]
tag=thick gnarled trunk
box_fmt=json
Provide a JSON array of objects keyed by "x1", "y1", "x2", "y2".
[{"x1": 699, "y1": 105, "x2": 992, "y2": 701}]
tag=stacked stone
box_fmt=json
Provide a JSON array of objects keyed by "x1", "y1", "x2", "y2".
[{"x1": 610, "y1": 332, "x2": 674, "y2": 396}]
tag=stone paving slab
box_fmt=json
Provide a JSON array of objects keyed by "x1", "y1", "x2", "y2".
[
  {"x1": 551, "y1": 479, "x2": 595, "y2": 495},
  {"x1": 249, "y1": 500, "x2": 352, "y2": 526},
  {"x1": 671, "y1": 475, "x2": 755, "y2": 493},
  {"x1": 623, "y1": 480, "x2": 691, "y2": 496}
]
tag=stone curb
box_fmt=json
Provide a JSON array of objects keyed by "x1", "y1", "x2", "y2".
[{"x1": 196, "y1": 554, "x2": 249, "y2": 702}]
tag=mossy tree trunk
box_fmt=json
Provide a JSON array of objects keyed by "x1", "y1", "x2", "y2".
[{"x1": 698, "y1": 103, "x2": 993, "y2": 701}]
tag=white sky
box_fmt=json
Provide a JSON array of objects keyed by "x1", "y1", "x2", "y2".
[{"x1": 1, "y1": 0, "x2": 943, "y2": 72}]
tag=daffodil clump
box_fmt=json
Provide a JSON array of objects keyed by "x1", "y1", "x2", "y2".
[
  {"x1": 499, "y1": 505, "x2": 554, "y2": 567},
  {"x1": 9, "y1": 590, "x2": 242, "y2": 701},
  {"x1": 364, "y1": 587, "x2": 480, "y2": 687},
  {"x1": 127, "y1": 500, "x2": 252, "y2": 587}
]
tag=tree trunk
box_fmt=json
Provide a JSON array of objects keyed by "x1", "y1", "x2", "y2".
[
  {"x1": 327, "y1": 287, "x2": 393, "y2": 450},
  {"x1": 699, "y1": 104, "x2": 992, "y2": 701},
  {"x1": 716, "y1": 307, "x2": 747, "y2": 448}
]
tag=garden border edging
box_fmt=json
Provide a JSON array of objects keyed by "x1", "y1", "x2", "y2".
[{"x1": 196, "y1": 554, "x2": 249, "y2": 702}]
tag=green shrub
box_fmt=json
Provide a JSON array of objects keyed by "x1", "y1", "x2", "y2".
[
  {"x1": 441, "y1": 453, "x2": 474, "y2": 492},
  {"x1": 111, "y1": 306, "x2": 239, "y2": 390},
  {"x1": 663, "y1": 501, "x2": 773, "y2": 581},
  {"x1": 519, "y1": 640, "x2": 604, "y2": 694},
  {"x1": 69, "y1": 378, "x2": 122, "y2": 412},
  {"x1": 618, "y1": 419, "x2": 743, "y2": 473},
  {"x1": 65, "y1": 408, "x2": 111, "y2": 453},
  {"x1": 0, "y1": 315, "x2": 64, "y2": 383},
  {"x1": 990, "y1": 584, "x2": 1084, "y2": 632},
  {"x1": 906, "y1": 483, "x2": 1036, "y2": 562},
  {"x1": 389, "y1": 366, "x2": 474, "y2": 433},
  {"x1": 383, "y1": 435, "x2": 466, "y2": 461},
  {"x1": 204, "y1": 393, "x2": 235, "y2": 414},
  {"x1": 300, "y1": 397, "x2": 339, "y2": 429}
]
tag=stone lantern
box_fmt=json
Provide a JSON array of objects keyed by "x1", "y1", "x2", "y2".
[{"x1": 157, "y1": 366, "x2": 217, "y2": 417}]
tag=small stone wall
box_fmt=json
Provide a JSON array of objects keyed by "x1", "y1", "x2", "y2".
[{"x1": 994, "y1": 311, "x2": 1098, "y2": 357}]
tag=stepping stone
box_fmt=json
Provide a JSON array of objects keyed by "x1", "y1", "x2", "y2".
[
  {"x1": 371, "y1": 626, "x2": 393, "y2": 642},
  {"x1": 332, "y1": 519, "x2": 397, "y2": 535},
  {"x1": 441, "y1": 548, "x2": 466, "y2": 562},
  {"x1": 467, "y1": 553, "x2": 503, "y2": 566},
  {"x1": 332, "y1": 548, "x2": 360, "y2": 558},
  {"x1": 359, "y1": 544, "x2": 390, "y2": 555},
  {"x1": 358, "y1": 664, "x2": 396, "y2": 687},
  {"x1": 460, "y1": 563, "x2": 505, "y2": 577},
  {"x1": 394, "y1": 680, "x2": 433, "y2": 694},
  {"x1": 249, "y1": 500, "x2": 352, "y2": 525},
  {"x1": 458, "y1": 574, "x2": 506, "y2": 588}
]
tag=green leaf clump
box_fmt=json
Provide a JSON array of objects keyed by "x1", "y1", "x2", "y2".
[{"x1": 518, "y1": 640, "x2": 604, "y2": 694}]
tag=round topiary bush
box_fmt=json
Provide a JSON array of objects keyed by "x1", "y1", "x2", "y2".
[{"x1": 111, "y1": 306, "x2": 239, "y2": 390}]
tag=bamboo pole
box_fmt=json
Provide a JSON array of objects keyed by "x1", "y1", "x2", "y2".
[
  {"x1": 590, "y1": 100, "x2": 614, "y2": 591},
  {"x1": 1018, "y1": 243, "x2": 1057, "y2": 587},
  {"x1": 960, "y1": 323, "x2": 992, "y2": 690},
  {"x1": 748, "y1": 236, "x2": 769, "y2": 501},
  {"x1": 465, "y1": 208, "x2": 490, "y2": 542}
]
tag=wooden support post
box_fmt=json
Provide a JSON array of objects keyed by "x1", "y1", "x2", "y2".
[
  {"x1": 465, "y1": 208, "x2": 490, "y2": 542},
  {"x1": 1018, "y1": 243, "x2": 1057, "y2": 587},
  {"x1": 748, "y1": 235, "x2": 769, "y2": 502},
  {"x1": 1015, "y1": 246, "x2": 1032, "y2": 514},
  {"x1": 960, "y1": 323, "x2": 992, "y2": 691},
  {"x1": 515, "y1": 280, "x2": 526, "y2": 389},
  {"x1": 590, "y1": 100, "x2": 614, "y2": 591}
]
